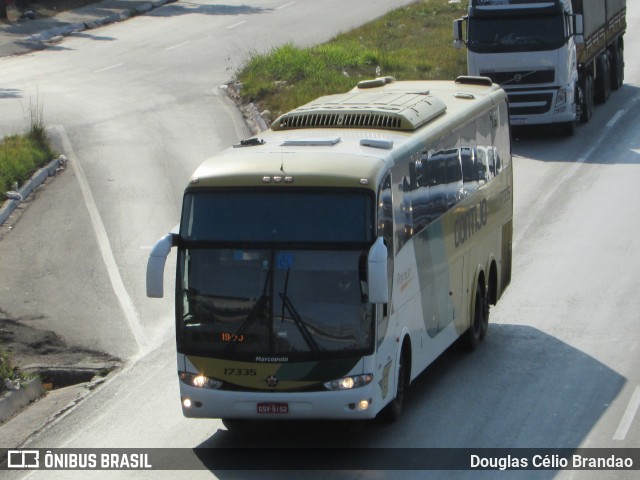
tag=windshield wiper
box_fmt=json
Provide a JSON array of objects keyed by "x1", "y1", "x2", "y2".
[
  {"x1": 279, "y1": 268, "x2": 321, "y2": 354},
  {"x1": 225, "y1": 271, "x2": 271, "y2": 354}
]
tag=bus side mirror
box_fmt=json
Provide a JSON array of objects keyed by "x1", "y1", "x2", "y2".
[
  {"x1": 368, "y1": 237, "x2": 389, "y2": 305},
  {"x1": 146, "y1": 233, "x2": 176, "y2": 298},
  {"x1": 453, "y1": 18, "x2": 464, "y2": 49}
]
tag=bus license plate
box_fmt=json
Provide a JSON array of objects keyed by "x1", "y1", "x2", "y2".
[{"x1": 257, "y1": 402, "x2": 289, "y2": 414}]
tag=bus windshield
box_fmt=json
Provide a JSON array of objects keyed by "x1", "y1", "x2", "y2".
[
  {"x1": 177, "y1": 248, "x2": 374, "y2": 360},
  {"x1": 467, "y1": 14, "x2": 566, "y2": 53},
  {"x1": 176, "y1": 190, "x2": 375, "y2": 360}
]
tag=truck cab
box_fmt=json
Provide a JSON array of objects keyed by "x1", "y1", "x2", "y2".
[{"x1": 454, "y1": 0, "x2": 583, "y2": 134}]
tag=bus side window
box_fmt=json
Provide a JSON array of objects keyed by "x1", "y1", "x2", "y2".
[
  {"x1": 377, "y1": 174, "x2": 393, "y2": 250},
  {"x1": 445, "y1": 149, "x2": 463, "y2": 209},
  {"x1": 476, "y1": 146, "x2": 489, "y2": 184},
  {"x1": 461, "y1": 147, "x2": 479, "y2": 197}
]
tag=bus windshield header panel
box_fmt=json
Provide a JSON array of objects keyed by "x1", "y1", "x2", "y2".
[{"x1": 181, "y1": 190, "x2": 374, "y2": 245}]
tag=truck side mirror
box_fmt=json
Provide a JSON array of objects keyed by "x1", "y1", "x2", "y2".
[
  {"x1": 453, "y1": 18, "x2": 464, "y2": 49},
  {"x1": 146, "y1": 233, "x2": 176, "y2": 298},
  {"x1": 368, "y1": 236, "x2": 389, "y2": 305},
  {"x1": 573, "y1": 14, "x2": 584, "y2": 44}
]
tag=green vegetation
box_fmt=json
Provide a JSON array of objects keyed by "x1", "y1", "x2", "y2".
[
  {"x1": 0, "y1": 101, "x2": 54, "y2": 195},
  {"x1": 0, "y1": 345, "x2": 38, "y2": 394},
  {"x1": 235, "y1": 0, "x2": 467, "y2": 118}
]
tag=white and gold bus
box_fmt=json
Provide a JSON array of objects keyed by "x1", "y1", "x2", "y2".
[{"x1": 147, "y1": 76, "x2": 513, "y2": 424}]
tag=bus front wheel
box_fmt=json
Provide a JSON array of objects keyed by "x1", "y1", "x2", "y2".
[{"x1": 381, "y1": 344, "x2": 410, "y2": 422}]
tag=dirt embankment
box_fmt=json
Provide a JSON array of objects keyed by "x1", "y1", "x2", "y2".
[{"x1": 1, "y1": 312, "x2": 120, "y2": 390}]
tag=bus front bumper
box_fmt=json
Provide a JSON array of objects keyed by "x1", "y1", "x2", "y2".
[{"x1": 179, "y1": 382, "x2": 380, "y2": 420}]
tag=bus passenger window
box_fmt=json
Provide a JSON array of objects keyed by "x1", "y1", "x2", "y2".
[
  {"x1": 476, "y1": 146, "x2": 489, "y2": 184},
  {"x1": 461, "y1": 147, "x2": 479, "y2": 197},
  {"x1": 377, "y1": 175, "x2": 393, "y2": 249}
]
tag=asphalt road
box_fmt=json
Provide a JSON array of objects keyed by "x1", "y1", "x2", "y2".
[{"x1": 0, "y1": 1, "x2": 639, "y2": 479}]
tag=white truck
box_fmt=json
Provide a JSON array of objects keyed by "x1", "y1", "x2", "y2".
[{"x1": 453, "y1": 0, "x2": 626, "y2": 135}]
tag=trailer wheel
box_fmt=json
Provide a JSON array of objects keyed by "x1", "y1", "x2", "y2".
[
  {"x1": 580, "y1": 74, "x2": 594, "y2": 123},
  {"x1": 595, "y1": 54, "x2": 611, "y2": 104}
]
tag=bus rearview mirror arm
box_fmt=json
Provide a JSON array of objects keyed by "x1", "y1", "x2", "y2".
[
  {"x1": 368, "y1": 236, "x2": 389, "y2": 305},
  {"x1": 146, "y1": 233, "x2": 177, "y2": 298}
]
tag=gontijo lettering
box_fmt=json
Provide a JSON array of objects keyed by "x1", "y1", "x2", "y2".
[{"x1": 455, "y1": 198, "x2": 488, "y2": 248}]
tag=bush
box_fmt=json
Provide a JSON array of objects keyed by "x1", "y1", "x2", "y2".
[{"x1": 0, "y1": 98, "x2": 54, "y2": 194}]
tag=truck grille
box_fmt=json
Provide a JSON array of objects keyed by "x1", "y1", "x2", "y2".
[
  {"x1": 507, "y1": 92, "x2": 554, "y2": 115},
  {"x1": 481, "y1": 70, "x2": 555, "y2": 86}
]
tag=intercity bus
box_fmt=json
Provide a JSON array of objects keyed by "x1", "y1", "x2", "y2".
[{"x1": 146, "y1": 76, "x2": 513, "y2": 424}]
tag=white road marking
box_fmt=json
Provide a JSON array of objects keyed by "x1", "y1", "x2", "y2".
[
  {"x1": 606, "y1": 109, "x2": 625, "y2": 127},
  {"x1": 165, "y1": 41, "x2": 190, "y2": 51},
  {"x1": 277, "y1": 1, "x2": 296, "y2": 9},
  {"x1": 514, "y1": 94, "x2": 640, "y2": 247},
  {"x1": 93, "y1": 63, "x2": 124, "y2": 74},
  {"x1": 52, "y1": 125, "x2": 148, "y2": 354},
  {"x1": 227, "y1": 20, "x2": 246, "y2": 29},
  {"x1": 613, "y1": 385, "x2": 640, "y2": 441}
]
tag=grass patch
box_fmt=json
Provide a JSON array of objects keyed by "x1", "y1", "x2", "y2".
[
  {"x1": 0, "y1": 346, "x2": 38, "y2": 394},
  {"x1": 235, "y1": 0, "x2": 467, "y2": 118},
  {"x1": 0, "y1": 100, "x2": 55, "y2": 195}
]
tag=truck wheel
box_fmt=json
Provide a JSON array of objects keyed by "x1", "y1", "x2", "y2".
[
  {"x1": 580, "y1": 74, "x2": 594, "y2": 123},
  {"x1": 560, "y1": 121, "x2": 575, "y2": 137},
  {"x1": 610, "y1": 44, "x2": 624, "y2": 90},
  {"x1": 595, "y1": 54, "x2": 611, "y2": 104}
]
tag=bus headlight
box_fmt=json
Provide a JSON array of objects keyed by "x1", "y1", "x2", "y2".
[
  {"x1": 323, "y1": 374, "x2": 373, "y2": 391},
  {"x1": 179, "y1": 372, "x2": 223, "y2": 389}
]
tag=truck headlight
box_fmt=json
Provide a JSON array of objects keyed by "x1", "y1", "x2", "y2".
[
  {"x1": 323, "y1": 374, "x2": 373, "y2": 391},
  {"x1": 556, "y1": 89, "x2": 567, "y2": 107}
]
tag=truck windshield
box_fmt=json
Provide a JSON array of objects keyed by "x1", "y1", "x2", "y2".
[
  {"x1": 467, "y1": 14, "x2": 566, "y2": 53},
  {"x1": 176, "y1": 190, "x2": 375, "y2": 361}
]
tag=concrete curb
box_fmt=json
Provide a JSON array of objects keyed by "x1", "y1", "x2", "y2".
[
  {"x1": 0, "y1": 156, "x2": 65, "y2": 226},
  {"x1": 24, "y1": 0, "x2": 176, "y2": 45},
  {"x1": 0, "y1": 379, "x2": 44, "y2": 424}
]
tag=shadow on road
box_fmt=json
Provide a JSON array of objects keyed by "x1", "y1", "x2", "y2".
[
  {"x1": 149, "y1": 2, "x2": 269, "y2": 18},
  {"x1": 187, "y1": 324, "x2": 625, "y2": 478},
  {"x1": 512, "y1": 84, "x2": 640, "y2": 165}
]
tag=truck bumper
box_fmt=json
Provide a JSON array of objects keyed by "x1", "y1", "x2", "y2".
[{"x1": 506, "y1": 87, "x2": 576, "y2": 126}]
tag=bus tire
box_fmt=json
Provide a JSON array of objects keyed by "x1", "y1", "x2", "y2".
[
  {"x1": 221, "y1": 418, "x2": 252, "y2": 432},
  {"x1": 381, "y1": 343, "x2": 410, "y2": 422},
  {"x1": 463, "y1": 282, "x2": 488, "y2": 350}
]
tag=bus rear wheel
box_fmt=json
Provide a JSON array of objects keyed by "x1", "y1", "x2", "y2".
[{"x1": 463, "y1": 282, "x2": 488, "y2": 350}]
